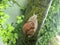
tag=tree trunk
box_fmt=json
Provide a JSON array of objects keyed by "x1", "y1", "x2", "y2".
[{"x1": 16, "y1": 0, "x2": 53, "y2": 45}]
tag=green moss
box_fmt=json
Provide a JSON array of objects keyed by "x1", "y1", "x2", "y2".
[
  {"x1": 22, "y1": 0, "x2": 52, "y2": 45},
  {"x1": 36, "y1": 0, "x2": 60, "y2": 45}
]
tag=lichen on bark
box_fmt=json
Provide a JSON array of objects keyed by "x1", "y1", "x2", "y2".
[{"x1": 20, "y1": 0, "x2": 53, "y2": 45}]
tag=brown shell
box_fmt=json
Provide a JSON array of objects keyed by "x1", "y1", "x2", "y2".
[
  {"x1": 27, "y1": 29, "x2": 34, "y2": 35},
  {"x1": 23, "y1": 21, "x2": 34, "y2": 34}
]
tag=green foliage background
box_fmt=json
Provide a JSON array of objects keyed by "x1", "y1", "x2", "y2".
[
  {"x1": 0, "y1": 0, "x2": 24, "y2": 45},
  {"x1": 0, "y1": 0, "x2": 60, "y2": 45},
  {"x1": 36, "y1": 0, "x2": 60, "y2": 45}
]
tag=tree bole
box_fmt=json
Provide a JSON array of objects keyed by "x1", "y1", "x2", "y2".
[{"x1": 16, "y1": 0, "x2": 53, "y2": 45}]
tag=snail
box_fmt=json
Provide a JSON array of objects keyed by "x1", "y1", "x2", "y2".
[{"x1": 23, "y1": 14, "x2": 38, "y2": 37}]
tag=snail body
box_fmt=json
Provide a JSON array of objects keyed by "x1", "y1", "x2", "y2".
[{"x1": 23, "y1": 14, "x2": 38, "y2": 37}]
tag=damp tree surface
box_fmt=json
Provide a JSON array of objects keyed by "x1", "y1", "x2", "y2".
[
  {"x1": 16, "y1": 0, "x2": 53, "y2": 45},
  {"x1": 0, "y1": 0, "x2": 59, "y2": 45}
]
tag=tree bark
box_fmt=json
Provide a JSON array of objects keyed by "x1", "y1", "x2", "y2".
[{"x1": 16, "y1": 0, "x2": 53, "y2": 45}]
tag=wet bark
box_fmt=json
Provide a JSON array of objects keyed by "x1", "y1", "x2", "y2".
[{"x1": 16, "y1": 0, "x2": 53, "y2": 45}]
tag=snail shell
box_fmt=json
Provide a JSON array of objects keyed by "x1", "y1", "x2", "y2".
[{"x1": 23, "y1": 14, "x2": 38, "y2": 37}]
